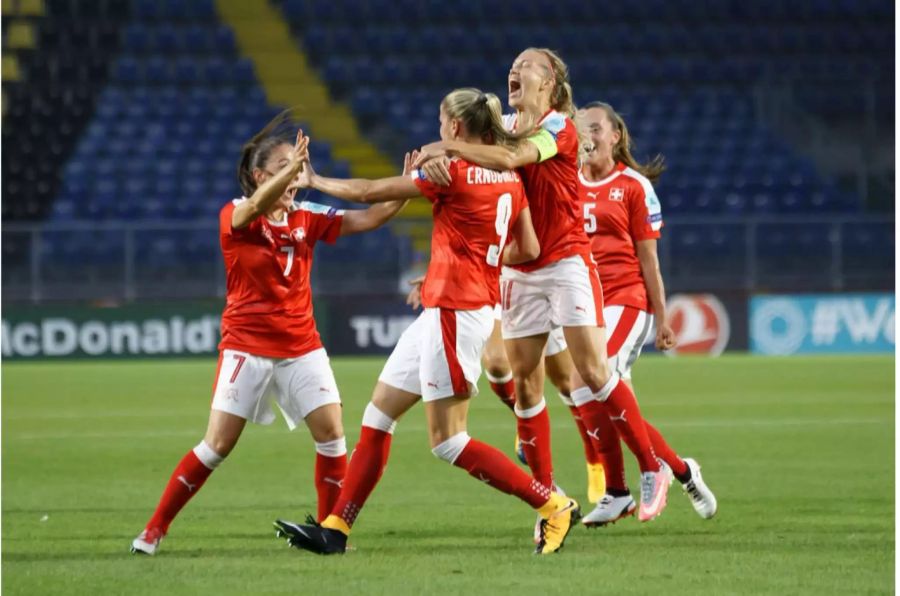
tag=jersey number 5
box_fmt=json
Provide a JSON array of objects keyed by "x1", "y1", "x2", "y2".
[
  {"x1": 583, "y1": 202, "x2": 597, "y2": 233},
  {"x1": 486, "y1": 193, "x2": 513, "y2": 267}
]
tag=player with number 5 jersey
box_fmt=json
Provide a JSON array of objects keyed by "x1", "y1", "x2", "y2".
[
  {"x1": 131, "y1": 113, "x2": 410, "y2": 556},
  {"x1": 274, "y1": 88, "x2": 581, "y2": 557},
  {"x1": 576, "y1": 102, "x2": 717, "y2": 526}
]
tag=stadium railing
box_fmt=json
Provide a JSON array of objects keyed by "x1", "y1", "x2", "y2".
[{"x1": 2, "y1": 214, "x2": 893, "y2": 304}]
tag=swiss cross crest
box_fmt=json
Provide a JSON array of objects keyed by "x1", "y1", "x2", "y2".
[
  {"x1": 290, "y1": 227, "x2": 306, "y2": 243},
  {"x1": 609, "y1": 187, "x2": 625, "y2": 202}
]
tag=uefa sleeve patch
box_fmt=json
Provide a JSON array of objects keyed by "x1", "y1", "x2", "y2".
[
  {"x1": 298, "y1": 201, "x2": 338, "y2": 215},
  {"x1": 541, "y1": 112, "x2": 566, "y2": 138},
  {"x1": 646, "y1": 212, "x2": 663, "y2": 231}
]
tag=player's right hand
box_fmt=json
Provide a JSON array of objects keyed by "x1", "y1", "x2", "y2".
[
  {"x1": 405, "y1": 275, "x2": 425, "y2": 310},
  {"x1": 655, "y1": 320, "x2": 677, "y2": 351}
]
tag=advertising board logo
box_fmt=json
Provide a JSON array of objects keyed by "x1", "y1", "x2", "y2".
[{"x1": 666, "y1": 294, "x2": 730, "y2": 356}]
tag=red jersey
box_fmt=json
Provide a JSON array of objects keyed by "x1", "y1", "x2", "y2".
[
  {"x1": 412, "y1": 158, "x2": 528, "y2": 310},
  {"x1": 503, "y1": 110, "x2": 592, "y2": 272},
  {"x1": 218, "y1": 199, "x2": 344, "y2": 358},
  {"x1": 578, "y1": 162, "x2": 663, "y2": 311}
]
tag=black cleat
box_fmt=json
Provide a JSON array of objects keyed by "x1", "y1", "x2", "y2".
[{"x1": 274, "y1": 518, "x2": 347, "y2": 555}]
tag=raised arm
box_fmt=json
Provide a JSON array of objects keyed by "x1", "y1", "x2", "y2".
[
  {"x1": 502, "y1": 206, "x2": 540, "y2": 265},
  {"x1": 232, "y1": 130, "x2": 309, "y2": 229},
  {"x1": 636, "y1": 239, "x2": 676, "y2": 351}
]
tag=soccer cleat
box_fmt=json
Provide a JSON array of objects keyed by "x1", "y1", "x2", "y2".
[
  {"x1": 681, "y1": 458, "x2": 717, "y2": 519},
  {"x1": 582, "y1": 493, "x2": 636, "y2": 527},
  {"x1": 586, "y1": 462, "x2": 606, "y2": 503},
  {"x1": 638, "y1": 469, "x2": 672, "y2": 522},
  {"x1": 534, "y1": 497, "x2": 580, "y2": 555},
  {"x1": 130, "y1": 527, "x2": 165, "y2": 555},
  {"x1": 533, "y1": 484, "x2": 566, "y2": 544},
  {"x1": 274, "y1": 518, "x2": 347, "y2": 555},
  {"x1": 515, "y1": 434, "x2": 528, "y2": 466}
]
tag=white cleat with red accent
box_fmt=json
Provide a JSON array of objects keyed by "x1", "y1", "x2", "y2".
[
  {"x1": 638, "y1": 469, "x2": 672, "y2": 522},
  {"x1": 582, "y1": 493, "x2": 636, "y2": 527},
  {"x1": 131, "y1": 527, "x2": 165, "y2": 555}
]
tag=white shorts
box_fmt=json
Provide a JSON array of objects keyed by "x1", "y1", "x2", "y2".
[
  {"x1": 545, "y1": 327, "x2": 568, "y2": 357},
  {"x1": 494, "y1": 303, "x2": 567, "y2": 357},
  {"x1": 605, "y1": 305, "x2": 654, "y2": 380},
  {"x1": 500, "y1": 255, "x2": 605, "y2": 339},
  {"x1": 211, "y1": 348, "x2": 341, "y2": 430},
  {"x1": 379, "y1": 306, "x2": 494, "y2": 402}
]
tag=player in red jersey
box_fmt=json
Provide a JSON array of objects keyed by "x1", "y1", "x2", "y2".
[
  {"x1": 575, "y1": 102, "x2": 717, "y2": 525},
  {"x1": 131, "y1": 115, "x2": 411, "y2": 555},
  {"x1": 274, "y1": 88, "x2": 580, "y2": 556},
  {"x1": 415, "y1": 49, "x2": 671, "y2": 522}
]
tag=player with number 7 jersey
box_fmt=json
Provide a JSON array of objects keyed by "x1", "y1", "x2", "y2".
[
  {"x1": 131, "y1": 113, "x2": 410, "y2": 557},
  {"x1": 274, "y1": 88, "x2": 582, "y2": 557}
]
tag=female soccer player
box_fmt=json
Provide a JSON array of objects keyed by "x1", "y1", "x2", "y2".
[
  {"x1": 575, "y1": 102, "x2": 717, "y2": 525},
  {"x1": 131, "y1": 115, "x2": 410, "y2": 555},
  {"x1": 414, "y1": 48, "x2": 670, "y2": 522},
  {"x1": 274, "y1": 88, "x2": 581, "y2": 556}
]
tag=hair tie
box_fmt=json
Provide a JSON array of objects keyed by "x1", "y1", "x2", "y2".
[{"x1": 478, "y1": 93, "x2": 488, "y2": 104}]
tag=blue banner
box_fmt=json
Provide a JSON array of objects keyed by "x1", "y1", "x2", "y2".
[{"x1": 750, "y1": 294, "x2": 895, "y2": 355}]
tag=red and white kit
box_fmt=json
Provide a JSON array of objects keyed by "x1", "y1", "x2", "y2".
[
  {"x1": 212, "y1": 199, "x2": 346, "y2": 427},
  {"x1": 379, "y1": 158, "x2": 528, "y2": 401},
  {"x1": 499, "y1": 110, "x2": 604, "y2": 338},
  {"x1": 578, "y1": 163, "x2": 663, "y2": 378}
]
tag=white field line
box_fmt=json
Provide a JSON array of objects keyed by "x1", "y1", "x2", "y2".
[{"x1": 3, "y1": 417, "x2": 890, "y2": 441}]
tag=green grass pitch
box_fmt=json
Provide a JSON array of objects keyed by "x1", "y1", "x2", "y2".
[{"x1": 2, "y1": 354, "x2": 894, "y2": 595}]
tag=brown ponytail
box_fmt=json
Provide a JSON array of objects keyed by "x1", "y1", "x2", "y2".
[
  {"x1": 582, "y1": 101, "x2": 666, "y2": 184},
  {"x1": 237, "y1": 109, "x2": 295, "y2": 197}
]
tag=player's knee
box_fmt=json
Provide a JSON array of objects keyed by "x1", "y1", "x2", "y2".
[
  {"x1": 198, "y1": 436, "x2": 233, "y2": 461},
  {"x1": 575, "y1": 359, "x2": 611, "y2": 392},
  {"x1": 548, "y1": 371, "x2": 573, "y2": 397},
  {"x1": 430, "y1": 431, "x2": 471, "y2": 464},
  {"x1": 313, "y1": 425, "x2": 344, "y2": 443}
]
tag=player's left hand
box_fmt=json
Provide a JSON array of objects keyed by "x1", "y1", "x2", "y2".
[
  {"x1": 413, "y1": 142, "x2": 448, "y2": 168},
  {"x1": 405, "y1": 275, "x2": 425, "y2": 310},
  {"x1": 655, "y1": 321, "x2": 677, "y2": 351}
]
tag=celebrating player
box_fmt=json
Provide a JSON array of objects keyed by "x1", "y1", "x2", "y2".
[
  {"x1": 274, "y1": 87, "x2": 581, "y2": 556},
  {"x1": 575, "y1": 102, "x2": 717, "y2": 525},
  {"x1": 130, "y1": 114, "x2": 410, "y2": 555},
  {"x1": 414, "y1": 49, "x2": 671, "y2": 522}
]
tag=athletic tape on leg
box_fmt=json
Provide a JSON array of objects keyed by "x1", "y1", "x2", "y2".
[
  {"x1": 514, "y1": 397, "x2": 547, "y2": 419},
  {"x1": 361, "y1": 402, "x2": 397, "y2": 434},
  {"x1": 315, "y1": 437, "x2": 348, "y2": 457},
  {"x1": 431, "y1": 432, "x2": 472, "y2": 464},
  {"x1": 193, "y1": 441, "x2": 224, "y2": 469}
]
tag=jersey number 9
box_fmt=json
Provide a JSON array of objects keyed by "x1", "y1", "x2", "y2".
[{"x1": 486, "y1": 193, "x2": 513, "y2": 267}]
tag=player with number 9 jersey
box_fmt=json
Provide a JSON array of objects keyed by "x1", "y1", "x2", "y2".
[{"x1": 274, "y1": 88, "x2": 580, "y2": 558}]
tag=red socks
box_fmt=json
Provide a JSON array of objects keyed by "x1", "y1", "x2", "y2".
[
  {"x1": 451, "y1": 437, "x2": 551, "y2": 508},
  {"x1": 487, "y1": 372, "x2": 517, "y2": 412},
  {"x1": 515, "y1": 399, "x2": 554, "y2": 487},
  {"x1": 314, "y1": 438, "x2": 348, "y2": 522},
  {"x1": 146, "y1": 444, "x2": 219, "y2": 533},
  {"x1": 644, "y1": 421, "x2": 688, "y2": 478},
  {"x1": 329, "y1": 427, "x2": 392, "y2": 529},
  {"x1": 567, "y1": 405, "x2": 604, "y2": 466},
  {"x1": 602, "y1": 379, "x2": 659, "y2": 473}
]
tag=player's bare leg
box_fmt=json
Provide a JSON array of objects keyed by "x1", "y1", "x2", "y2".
[
  {"x1": 132, "y1": 410, "x2": 244, "y2": 555},
  {"x1": 483, "y1": 320, "x2": 517, "y2": 411},
  {"x1": 505, "y1": 333, "x2": 554, "y2": 488},
  {"x1": 564, "y1": 325, "x2": 670, "y2": 522}
]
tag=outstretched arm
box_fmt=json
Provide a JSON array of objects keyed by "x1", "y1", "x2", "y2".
[{"x1": 338, "y1": 151, "x2": 419, "y2": 236}]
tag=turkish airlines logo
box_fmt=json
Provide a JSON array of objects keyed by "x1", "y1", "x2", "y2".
[{"x1": 666, "y1": 294, "x2": 730, "y2": 356}]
